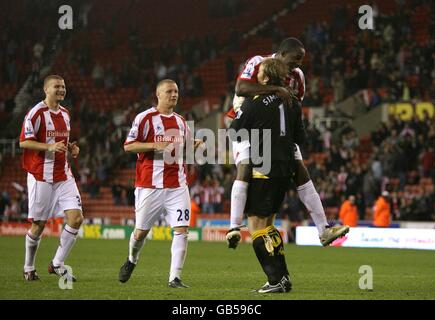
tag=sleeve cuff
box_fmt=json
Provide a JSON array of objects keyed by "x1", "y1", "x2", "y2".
[
  {"x1": 237, "y1": 76, "x2": 256, "y2": 82},
  {"x1": 20, "y1": 136, "x2": 37, "y2": 142}
]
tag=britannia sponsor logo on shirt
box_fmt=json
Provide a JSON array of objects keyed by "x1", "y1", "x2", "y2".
[
  {"x1": 47, "y1": 130, "x2": 69, "y2": 138},
  {"x1": 155, "y1": 135, "x2": 184, "y2": 143}
]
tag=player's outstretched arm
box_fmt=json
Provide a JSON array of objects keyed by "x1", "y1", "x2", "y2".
[
  {"x1": 235, "y1": 79, "x2": 282, "y2": 97},
  {"x1": 124, "y1": 141, "x2": 171, "y2": 153},
  {"x1": 236, "y1": 79, "x2": 293, "y2": 106},
  {"x1": 20, "y1": 140, "x2": 68, "y2": 153}
]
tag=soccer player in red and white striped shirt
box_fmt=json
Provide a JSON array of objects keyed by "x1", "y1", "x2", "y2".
[
  {"x1": 227, "y1": 38, "x2": 349, "y2": 249},
  {"x1": 19, "y1": 75, "x2": 84, "y2": 281},
  {"x1": 119, "y1": 79, "x2": 201, "y2": 288}
]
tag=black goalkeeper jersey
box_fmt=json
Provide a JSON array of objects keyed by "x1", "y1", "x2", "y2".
[{"x1": 230, "y1": 94, "x2": 306, "y2": 178}]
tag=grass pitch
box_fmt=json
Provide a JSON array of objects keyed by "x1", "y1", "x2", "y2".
[{"x1": 0, "y1": 236, "x2": 434, "y2": 300}]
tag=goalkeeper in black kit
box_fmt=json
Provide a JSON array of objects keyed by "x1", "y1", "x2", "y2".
[{"x1": 229, "y1": 58, "x2": 305, "y2": 293}]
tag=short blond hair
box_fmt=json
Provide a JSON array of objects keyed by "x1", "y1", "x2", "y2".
[
  {"x1": 156, "y1": 79, "x2": 177, "y2": 91},
  {"x1": 43, "y1": 75, "x2": 64, "y2": 88}
]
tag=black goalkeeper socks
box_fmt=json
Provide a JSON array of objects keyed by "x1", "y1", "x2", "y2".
[
  {"x1": 271, "y1": 227, "x2": 289, "y2": 277},
  {"x1": 252, "y1": 226, "x2": 289, "y2": 285}
]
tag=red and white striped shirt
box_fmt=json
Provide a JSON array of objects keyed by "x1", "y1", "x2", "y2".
[
  {"x1": 125, "y1": 107, "x2": 189, "y2": 189},
  {"x1": 19, "y1": 101, "x2": 73, "y2": 183},
  {"x1": 228, "y1": 53, "x2": 305, "y2": 118},
  {"x1": 238, "y1": 53, "x2": 305, "y2": 101}
]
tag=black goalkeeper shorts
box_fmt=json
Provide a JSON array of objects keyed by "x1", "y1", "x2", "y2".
[{"x1": 245, "y1": 178, "x2": 291, "y2": 217}]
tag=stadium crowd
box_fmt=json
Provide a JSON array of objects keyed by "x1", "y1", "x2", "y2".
[
  {"x1": 265, "y1": 1, "x2": 435, "y2": 106},
  {"x1": 305, "y1": 114, "x2": 434, "y2": 222},
  {"x1": 2, "y1": 1, "x2": 434, "y2": 119}
]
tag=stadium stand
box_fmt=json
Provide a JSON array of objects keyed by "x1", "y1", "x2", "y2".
[{"x1": 0, "y1": 0, "x2": 433, "y2": 225}]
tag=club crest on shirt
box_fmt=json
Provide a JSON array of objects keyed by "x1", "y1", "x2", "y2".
[
  {"x1": 128, "y1": 128, "x2": 138, "y2": 139},
  {"x1": 24, "y1": 120, "x2": 33, "y2": 136},
  {"x1": 25, "y1": 128, "x2": 33, "y2": 136},
  {"x1": 241, "y1": 65, "x2": 254, "y2": 78}
]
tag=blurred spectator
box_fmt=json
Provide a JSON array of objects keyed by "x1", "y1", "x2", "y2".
[
  {"x1": 92, "y1": 62, "x2": 105, "y2": 87},
  {"x1": 279, "y1": 190, "x2": 304, "y2": 242},
  {"x1": 222, "y1": 172, "x2": 234, "y2": 200},
  {"x1": 355, "y1": 193, "x2": 366, "y2": 221},
  {"x1": 190, "y1": 181, "x2": 202, "y2": 208},
  {"x1": 104, "y1": 64, "x2": 117, "y2": 93},
  {"x1": 212, "y1": 180, "x2": 224, "y2": 212},
  {"x1": 111, "y1": 180, "x2": 124, "y2": 206},
  {"x1": 373, "y1": 191, "x2": 391, "y2": 227},
  {"x1": 339, "y1": 195, "x2": 358, "y2": 227},
  {"x1": 0, "y1": 191, "x2": 11, "y2": 221},
  {"x1": 362, "y1": 168, "x2": 377, "y2": 207},
  {"x1": 33, "y1": 42, "x2": 44, "y2": 61},
  {"x1": 3, "y1": 194, "x2": 24, "y2": 221},
  {"x1": 125, "y1": 179, "x2": 135, "y2": 206},
  {"x1": 87, "y1": 173, "x2": 100, "y2": 198},
  {"x1": 331, "y1": 71, "x2": 345, "y2": 102},
  {"x1": 78, "y1": 1, "x2": 93, "y2": 28},
  {"x1": 200, "y1": 178, "x2": 214, "y2": 214},
  {"x1": 419, "y1": 147, "x2": 434, "y2": 178},
  {"x1": 190, "y1": 199, "x2": 201, "y2": 227},
  {"x1": 371, "y1": 156, "x2": 383, "y2": 182}
]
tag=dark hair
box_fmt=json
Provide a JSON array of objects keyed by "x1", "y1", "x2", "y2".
[{"x1": 277, "y1": 37, "x2": 304, "y2": 54}]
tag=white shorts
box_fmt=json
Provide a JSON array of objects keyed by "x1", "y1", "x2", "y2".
[
  {"x1": 233, "y1": 141, "x2": 302, "y2": 164},
  {"x1": 27, "y1": 174, "x2": 82, "y2": 221},
  {"x1": 232, "y1": 140, "x2": 250, "y2": 165},
  {"x1": 135, "y1": 185, "x2": 191, "y2": 230},
  {"x1": 294, "y1": 144, "x2": 303, "y2": 161}
]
